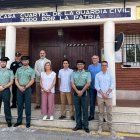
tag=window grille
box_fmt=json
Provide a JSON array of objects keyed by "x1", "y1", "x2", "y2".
[
  {"x1": 123, "y1": 35, "x2": 140, "y2": 67},
  {"x1": 0, "y1": 39, "x2": 5, "y2": 58}
]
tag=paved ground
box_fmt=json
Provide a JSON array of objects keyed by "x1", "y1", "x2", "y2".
[{"x1": 0, "y1": 124, "x2": 140, "y2": 140}]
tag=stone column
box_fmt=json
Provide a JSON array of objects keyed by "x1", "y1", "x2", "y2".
[
  {"x1": 5, "y1": 25, "x2": 16, "y2": 68},
  {"x1": 104, "y1": 21, "x2": 116, "y2": 106}
]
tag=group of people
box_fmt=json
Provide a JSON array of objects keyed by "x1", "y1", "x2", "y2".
[{"x1": 0, "y1": 49, "x2": 116, "y2": 135}]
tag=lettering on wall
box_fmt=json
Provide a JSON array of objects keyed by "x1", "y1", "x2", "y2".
[{"x1": 0, "y1": 8, "x2": 131, "y2": 23}]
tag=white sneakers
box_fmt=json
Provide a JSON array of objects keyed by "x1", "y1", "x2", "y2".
[
  {"x1": 50, "y1": 116, "x2": 54, "y2": 120},
  {"x1": 42, "y1": 115, "x2": 48, "y2": 120},
  {"x1": 43, "y1": 115, "x2": 54, "y2": 121},
  {"x1": 97, "y1": 128, "x2": 102, "y2": 134}
]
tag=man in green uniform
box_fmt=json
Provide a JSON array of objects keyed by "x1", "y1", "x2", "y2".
[
  {"x1": 71, "y1": 60, "x2": 91, "y2": 133},
  {"x1": 14, "y1": 56, "x2": 35, "y2": 128},
  {"x1": 0, "y1": 57, "x2": 14, "y2": 127}
]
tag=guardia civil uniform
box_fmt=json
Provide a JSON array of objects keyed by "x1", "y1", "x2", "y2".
[
  {"x1": 15, "y1": 56, "x2": 35, "y2": 127},
  {"x1": 0, "y1": 57, "x2": 14, "y2": 127},
  {"x1": 71, "y1": 62, "x2": 91, "y2": 131}
]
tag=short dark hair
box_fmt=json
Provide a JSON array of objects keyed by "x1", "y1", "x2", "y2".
[
  {"x1": 76, "y1": 60, "x2": 85, "y2": 65},
  {"x1": 101, "y1": 61, "x2": 108, "y2": 65},
  {"x1": 62, "y1": 59, "x2": 69, "y2": 64}
]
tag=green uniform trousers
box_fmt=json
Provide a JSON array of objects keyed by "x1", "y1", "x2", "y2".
[
  {"x1": 74, "y1": 94, "x2": 88, "y2": 129},
  {"x1": 17, "y1": 87, "x2": 32, "y2": 124},
  {"x1": 0, "y1": 88, "x2": 12, "y2": 124}
]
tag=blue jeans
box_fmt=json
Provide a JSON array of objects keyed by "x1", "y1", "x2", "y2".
[{"x1": 89, "y1": 88, "x2": 97, "y2": 117}]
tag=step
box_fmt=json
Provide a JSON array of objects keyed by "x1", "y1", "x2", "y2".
[
  {"x1": 0, "y1": 115, "x2": 140, "y2": 134},
  {"x1": 1, "y1": 105, "x2": 140, "y2": 133},
  {"x1": 5, "y1": 105, "x2": 140, "y2": 122}
]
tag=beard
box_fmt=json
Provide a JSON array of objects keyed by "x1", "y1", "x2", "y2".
[
  {"x1": 1, "y1": 65, "x2": 6, "y2": 68},
  {"x1": 40, "y1": 56, "x2": 45, "y2": 59}
]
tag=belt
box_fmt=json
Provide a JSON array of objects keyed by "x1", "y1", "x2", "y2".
[{"x1": 74, "y1": 86, "x2": 87, "y2": 96}]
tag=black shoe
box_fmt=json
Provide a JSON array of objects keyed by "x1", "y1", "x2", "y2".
[
  {"x1": 26, "y1": 123, "x2": 30, "y2": 128},
  {"x1": 72, "y1": 126, "x2": 82, "y2": 131},
  {"x1": 11, "y1": 105, "x2": 16, "y2": 108},
  {"x1": 14, "y1": 122, "x2": 22, "y2": 127},
  {"x1": 71, "y1": 116, "x2": 75, "y2": 120},
  {"x1": 103, "y1": 118, "x2": 106, "y2": 122},
  {"x1": 84, "y1": 128, "x2": 90, "y2": 133},
  {"x1": 8, "y1": 123, "x2": 12, "y2": 127},
  {"x1": 59, "y1": 115, "x2": 66, "y2": 119},
  {"x1": 88, "y1": 116, "x2": 94, "y2": 121},
  {"x1": 34, "y1": 105, "x2": 40, "y2": 109}
]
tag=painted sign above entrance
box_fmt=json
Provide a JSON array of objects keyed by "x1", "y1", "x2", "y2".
[{"x1": 0, "y1": 8, "x2": 131, "y2": 23}]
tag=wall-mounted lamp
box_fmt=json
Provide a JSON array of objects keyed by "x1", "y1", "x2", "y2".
[{"x1": 58, "y1": 29, "x2": 63, "y2": 37}]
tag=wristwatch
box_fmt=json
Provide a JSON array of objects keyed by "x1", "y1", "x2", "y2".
[{"x1": 107, "y1": 92, "x2": 110, "y2": 95}]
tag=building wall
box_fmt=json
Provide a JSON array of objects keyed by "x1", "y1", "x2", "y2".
[
  {"x1": 0, "y1": 23, "x2": 140, "y2": 91},
  {"x1": 0, "y1": 30, "x2": 5, "y2": 38},
  {"x1": 16, "y1": 28, "x2": 29, "y2": 56},
  {"x1": 116, "y1": 23, "x2": 140, "y2": 90},
  {"x1": 0, "y1": 28, "x2": 29, "y2": 56}
]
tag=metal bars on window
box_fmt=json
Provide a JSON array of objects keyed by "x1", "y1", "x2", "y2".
[
  {"x1": 0, "y1": 39, "x2": 5, "y2": 58},
  {"x1": 123, "y1": 35, "x2": 140, "y2": 67}
]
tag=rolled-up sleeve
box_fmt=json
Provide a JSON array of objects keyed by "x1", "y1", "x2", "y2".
[
  {"x1": 10, "y1": 71, "x2": 14, "y2": 81},
  {"x1": 34, "y1": 61, "x2": 40, "y2": 77},
  {"x1": 95, "y1": 74, "x2": 100, "y2": 91},
  {"x1": 87, "y1": 72, "x2": 91, "y2": 83},
  {"x1": 31, "y1": 69, "x2": 36, "y2": 79},
  {"x1": 110, "y1": 74, "x2": 115, "y2": 90},
  {"x1": 71, "y1": 72, "x2": 74, "y2": 83}
]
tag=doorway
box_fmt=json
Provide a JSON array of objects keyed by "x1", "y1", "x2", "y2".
[{"x1": 30, "y1": 26, "x2": 100, "y2": 103}]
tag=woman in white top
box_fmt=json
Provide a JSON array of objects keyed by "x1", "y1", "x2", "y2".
[{"x1": 40, "y1": 62, "x2": 56, "y2": 120}]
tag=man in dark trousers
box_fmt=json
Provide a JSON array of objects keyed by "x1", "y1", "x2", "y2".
[
  {"x1": 0, "y1": 57, "x2": 14, "y2": 127},
  {"x1": 10, "y1": 52, "x2": 22, "y2": 108},
  {"x1": 14, "y1": 56, "x2": 35, "y2": 128},
  {"x1": 71, "y1": 60, "x2": 91, "y2": 133}
]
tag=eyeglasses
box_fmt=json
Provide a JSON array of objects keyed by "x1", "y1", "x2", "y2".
[
  {"x1": 63, "y1": 63, "x2": 68, "y2": 64},
  {"x1": 92, "y1": 58, "x2": 98, "y2": 59},
  {"x1": 102, "y1": 65, "x2": 108, "y2": 66}
]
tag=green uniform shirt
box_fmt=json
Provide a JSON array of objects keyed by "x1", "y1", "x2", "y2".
[
  {"x1": 0, "y1": 68, "x2": 14, "y2": 86},
  {"x1": 15, "y1": 66, "x2": 35, "y2": 86},
  {"x1": 71, "y1": 69, "x2": 91, "y2": 86}
]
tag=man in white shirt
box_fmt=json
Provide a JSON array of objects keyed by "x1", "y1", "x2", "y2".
[
  {"x1": 34, "y1": 50, "x2": 51, "y2": 109},
  {"x1": 58, "y1": 59, "x2": 75, "y2": 120}
]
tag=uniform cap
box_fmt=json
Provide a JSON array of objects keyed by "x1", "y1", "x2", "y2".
[
  {"x1": 15, "y1": 52, "x2": 21, "y2": 57},
  {"x1": 76, "y1": 60, "x2": 85, "y2": 64},
  {"x1": 21, "y1": 56, "x2": 30, "y2": 60},
  {"x1": 0, "y1": 57, "x2": 10, "y2": 62}
]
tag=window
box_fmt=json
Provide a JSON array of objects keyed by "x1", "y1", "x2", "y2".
[
  {"x1": 123, "y1": 35, "x2": 140, "y2": 67},
  {"x1": 0, "y1": 39, "x2": 5, "y2": 58}
]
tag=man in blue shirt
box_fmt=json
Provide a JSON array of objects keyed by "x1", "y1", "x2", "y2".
[
  {"x1": 95, "y1": 61, "x2": 116, "y2": 135},
  {"x1": 88, "y1": 55, "x2": 101, "y2": 121}
]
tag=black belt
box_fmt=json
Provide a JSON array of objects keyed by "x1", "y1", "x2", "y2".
[{"x1": 74, "y1": 86, "x2": 87, "y2": 96}]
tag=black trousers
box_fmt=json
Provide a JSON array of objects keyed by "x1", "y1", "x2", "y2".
[
  {"x1": 11, "y1": 83, "x2": 17, "y2": 106},
  {"x1": 16, "y1": 87, "x2": 32, "y2": 124}
]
